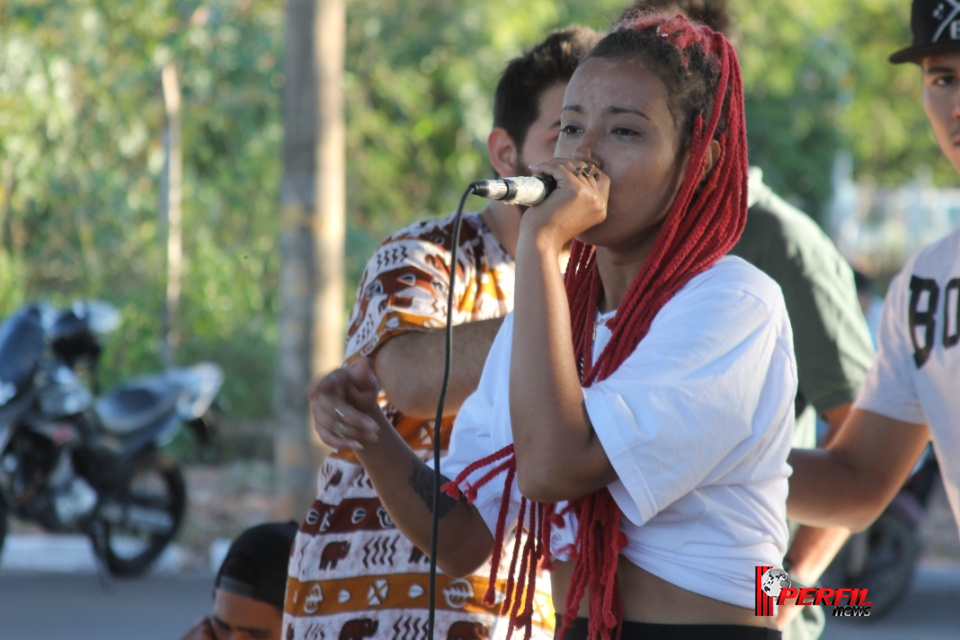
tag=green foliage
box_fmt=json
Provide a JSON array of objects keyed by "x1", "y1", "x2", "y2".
[
  {"x1": 340, "y1": 0, "x2": 621, "y2": 245},
  {"x1": 0, "y1": 0, "x2": 946, "y2": 435},
  {"x1": 0, "y1": 252, "x2": 27, "y2": 312},
  {"x1": 734, "y1": 0, "x2": 944, "y2": 220},
  {"x1": 1, "y1": 0, "x2": 284, "y2": 419}
]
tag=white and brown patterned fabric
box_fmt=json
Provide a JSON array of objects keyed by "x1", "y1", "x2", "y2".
[{"x1": 284, "y1": 211, "x2": 555, "y2": 640}]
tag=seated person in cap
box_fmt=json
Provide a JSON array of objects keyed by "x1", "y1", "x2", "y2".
[{"x1": 179, "y1": 521, "x2": 297, "y2": 640}]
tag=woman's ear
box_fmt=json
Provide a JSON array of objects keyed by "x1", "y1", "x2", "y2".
[
  {"x1": 487, "y1": 127, "x2": 518, "y2": 178},
  {"x1": 701, "y1": 139, "x2": 722, "y2": 180}
]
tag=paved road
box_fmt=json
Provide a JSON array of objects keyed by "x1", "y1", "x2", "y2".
[
  {"x1": 0, "y1": 570, "x2": 212, "y2": 639},
  {"x1": 1, "y1": 563, "x2": 958, "y2": 639},
  {"x1": 820, "y1": 563, "x2": 960, "y2": 640}
]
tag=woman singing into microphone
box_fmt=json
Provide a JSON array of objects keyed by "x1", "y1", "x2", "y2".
[{"x1": 308, "y1": 9, "x2": 795, "y2": 639}]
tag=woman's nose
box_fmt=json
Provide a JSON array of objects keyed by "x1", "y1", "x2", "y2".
[{"x1": 571, "y1": 141, "x2": 600, "y2": 170}]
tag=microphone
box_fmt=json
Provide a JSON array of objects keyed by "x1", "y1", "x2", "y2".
[{"x1": 470, "y1": 175, "x2": 556, "y2": 206}]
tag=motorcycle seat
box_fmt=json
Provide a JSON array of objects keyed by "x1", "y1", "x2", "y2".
[{"x1": 95, "y1": 378, "x2": 181, "y2": 435}]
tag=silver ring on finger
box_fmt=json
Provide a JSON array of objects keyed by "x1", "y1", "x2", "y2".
[
  {"x1": 334, "y1": 407, "x2": 346, "y2": 419},
  {"x1": 334, "y1": 422, "x2": 349, "y2": 437}
]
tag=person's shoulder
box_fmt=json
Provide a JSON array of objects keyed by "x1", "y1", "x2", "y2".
[
  {"x1": 693, "y1": 255, "x2": 781, "y2": 293},
  {"x1": 684, "y1": 256, "x2": 788, "y2": 317},
  {"x1": 907, "y1": 226, "x2": 960, "y2": 269},
  {"x1": 884, "y1": 228, "x2": 960, "y2": 296},
  {"x1": 358, "y1": 212, "x2": 486, "y2": 277},
  {"x1": 741, "y1": 168, "x2": 835, "y2": 254},
  {"x1": 746, "y1": 196, "x2": 824, "y2": 239},
  {"x1": 380, "y1": 210, "x2": 484, "y2": 247},
  {"x1": 657, "y1": 259, "x2": 789, "y2": 347}
]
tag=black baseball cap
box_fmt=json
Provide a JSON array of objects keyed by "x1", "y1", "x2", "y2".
[
  {"x1": 214, "y1": 521, "x2": 298, "y2": 610},
  {"x1": 890, "y1": 0, "x2": 960, "y2": 64}
]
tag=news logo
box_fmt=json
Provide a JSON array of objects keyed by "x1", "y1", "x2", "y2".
[
  {"x1": 754, "y1": 566, "x2": 872, "y2": 617},
  {"x1": 754, "y1": 565, "x2": 782, "y2": 616}
]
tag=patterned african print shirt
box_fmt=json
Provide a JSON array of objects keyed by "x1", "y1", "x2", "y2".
[{"x1": 283, "y1": 211, "x2": 556, "y2": 640}]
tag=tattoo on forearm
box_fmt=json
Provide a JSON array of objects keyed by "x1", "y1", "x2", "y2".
[{"x1": 409, "y1": 463, "x2": 462, "y2": 518}]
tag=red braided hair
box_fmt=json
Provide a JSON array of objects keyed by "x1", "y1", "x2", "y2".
[{"x1": 445, "y1": 11, "x2": 748, "y2": 640}]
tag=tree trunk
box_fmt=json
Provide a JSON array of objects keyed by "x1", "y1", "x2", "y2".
[
  {"x1": 160, "y1": 62, "x2": 183, "y2": 368},
  {"x1": 275, "y1": 0, "x2": 346, "y2": 519}
]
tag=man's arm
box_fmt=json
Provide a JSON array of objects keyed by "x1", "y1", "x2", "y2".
[
  {"x1": 819, "y1": 403, "x2": 853, "y2": 447},
  {"x1": 371, "y1": 317, "x2": 504, "y2": 419},
  {"x1": 780, "y1": 406, "x2": 929, "y2": 628},
  {"x1": 776, "y1": 404, "x2": 854, "y2": 628},
  {"x1": 788, "y1": 407, "x2": 930, "y2": 531},
  {"x1": 310, "y1": 359, "x2": 495, "y2": 577}
]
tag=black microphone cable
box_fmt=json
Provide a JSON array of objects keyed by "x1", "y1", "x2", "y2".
[
  {"x1": 426, "y1": 182, "x2": 472, "y2": 640},
  {"x1": 426, "y1": 176, "x2": 551, "y2": 638}
]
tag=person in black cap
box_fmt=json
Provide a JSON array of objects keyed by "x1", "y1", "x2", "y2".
[
  {"x1": 788, "y1": 0, "x2": 960, "y2": 573},
  {"x1": 179, "y1": 521, "x2": 297, "y2": 640},
  {"x1": 889, "y1": 0, "x2": 960, "y2": 63}
]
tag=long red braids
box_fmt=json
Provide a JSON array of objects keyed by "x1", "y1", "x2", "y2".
[{"x1": 445, "y1": 10, "x2": 748, "y2": 640}]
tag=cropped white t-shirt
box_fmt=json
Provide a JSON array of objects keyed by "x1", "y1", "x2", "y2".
[{"x1": 441, "y1": 256, "x2": 796, "y2": 610}]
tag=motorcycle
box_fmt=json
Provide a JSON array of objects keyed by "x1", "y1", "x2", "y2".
[
  {"x1": 0, "y1": 300, "x2": 223, "y2": 580},
  {"x1": 821, "y1": 446, "x2": 940, "y2": 618}
]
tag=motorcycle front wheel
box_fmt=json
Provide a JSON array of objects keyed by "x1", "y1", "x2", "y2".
[{"x1": 95, "y1": 454, "x2": 186, "y2": 577}]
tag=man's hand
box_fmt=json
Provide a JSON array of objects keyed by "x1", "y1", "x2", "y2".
[
  {"x1": 776, "y1": 600, "x2": 802, "y2": 629},
  {"x1": 309, "y1": 358, "x2": 384, "y2": 451},
  {"x1": 775, "y1": 523, "x2": 851, "y2": 630}
]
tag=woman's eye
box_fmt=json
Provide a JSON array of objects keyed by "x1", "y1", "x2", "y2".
[
  {"x1": 560, "y1": 124, "x2": 581, "y2": 136},
  {"x1": 613, "y1": 127, "x2": 638, "y2": 136}
]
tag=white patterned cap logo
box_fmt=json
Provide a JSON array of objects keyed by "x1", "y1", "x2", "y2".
[{"x1": 932, "y1": 1, "x2": 960, "y2": 42}]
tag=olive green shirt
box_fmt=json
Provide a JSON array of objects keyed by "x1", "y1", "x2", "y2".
[{"x1": 732, "y1": 168, "x2": 875, "y2": 449}]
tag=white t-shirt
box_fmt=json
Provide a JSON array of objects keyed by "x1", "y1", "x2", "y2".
[
  {"x1": 442, "y1": 256, "x2": 796, "y2": 610},
  {"x1": 855, "y1": 228, "x2": 960, "y2": 533}
]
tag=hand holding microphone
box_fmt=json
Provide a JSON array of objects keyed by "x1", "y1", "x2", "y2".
[
  {"x1": 469, "y1": 161, "x2": 606, "y2": 249},
  {"x1": 469, "y1": 162, "x2": 601, "y2": 207},
  {"x1": 512, "y1": 160, "x2": 608, "y2": 249}
]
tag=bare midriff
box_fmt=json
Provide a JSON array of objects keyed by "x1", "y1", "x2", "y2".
[{"x1": 550, "y1": 560, "x2": 777, "y2": 629}]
